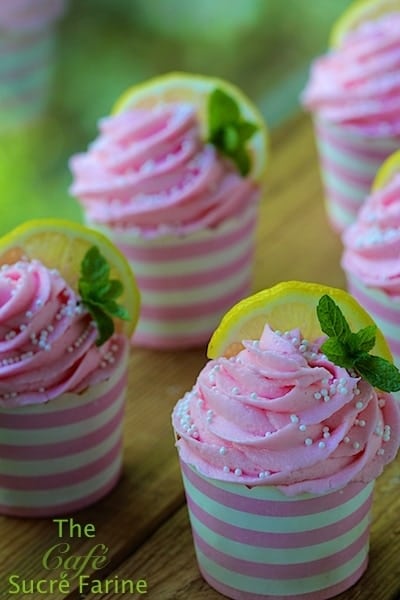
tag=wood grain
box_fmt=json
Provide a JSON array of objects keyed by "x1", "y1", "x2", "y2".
[{"x1": 0, "y1": 114, "x2": 399, "y2": 600}]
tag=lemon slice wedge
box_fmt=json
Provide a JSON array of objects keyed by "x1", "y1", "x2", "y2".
[
  {"x1": 371, "y1": 148, "x2": 400, "y2": 191},
  {"x1": 207, "y1": 280, "x2": 392, "y2": 361},
  {"x1": 0, "y1": 219, "x2": 140, "y2": 338},
  {"x1": 112, "y1": 71, "x2": 268, "y2": 183}
]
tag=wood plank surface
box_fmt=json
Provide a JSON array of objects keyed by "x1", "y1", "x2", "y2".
[{"x1": 0, "y1": 114, "x2": 399, "y2": 600}]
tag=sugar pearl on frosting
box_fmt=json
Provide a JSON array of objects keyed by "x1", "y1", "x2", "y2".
[
  {"x1": 223, "y1": 466, "x2": 230, "y2": 473},
  {"x1": 299, "y1": 424, "x2": 307, "y2": 432},
  {"x1": 258, "y1": 471, "x2": 271, "y2": 479},
  {"x1": 219, "y1": 446, "x2": 227, "y2": 455},
  {"x1": 290, "y1": 414, "x2": 299, "y2": 423},
  {"x1": 304, "y1": 438, "x2": 313, "y2": 446},
  {"x1": 318, "y1": 441, "x2": 326, "y2": 449},
  {"x1": 250, "y1": 392, "x2": 258, "y2": 400},
  {"x1": 355, "y1": 401, "x2": 363, "y2": 410},
  {"x1": 234, "y1": 468, "x2": 242, "y2": 477}
]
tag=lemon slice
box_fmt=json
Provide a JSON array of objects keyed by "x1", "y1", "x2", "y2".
[
  {"x1": 330, "y1": 0, "x2": 400, "y2": 48},
  {"x1": 207, "y1": 280, "x2": 393, "y2": 361},
  {"x1": 112, "y1": 71, "x2": 268, "y2": 183},
  {"x1": 0, "y1": 218, "x2": 140, "y2": 337},
  {"x1": 371, "y1": 148, "x2": 400, "y2": 191}
]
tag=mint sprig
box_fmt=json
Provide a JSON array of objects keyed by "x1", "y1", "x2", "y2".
[
  {"x1": 207, "y1": 88, "x2": 258, "y2": 176},
  {"x1": 316, "y1": 295, "x2": 400, "y2": 393},
  {"x1": 78, "y1": 246, "x2": 130, "y2": 346}
]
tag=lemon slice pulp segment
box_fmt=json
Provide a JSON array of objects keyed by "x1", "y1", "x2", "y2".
[
  {"x1": 112, "y1": 71, "x2": 268, "y2": 183},
  {"x1": 0, "y1": 219, "x2": 140, "y2": 337},
  {"x1": 207, "y1": 280, "x2": 392, "y2": 361}
]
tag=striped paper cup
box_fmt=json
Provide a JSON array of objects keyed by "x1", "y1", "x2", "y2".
[
  {"x1": 181, "y1": 462, "x2": 374, "y2": 600},
  {"x1": 0, "y1": 27, "x2": 58, "y2": 132},
  {"x1": 0, "y1": 346, "x2": 128, "y2": 518},
  {"x1": 313, "y1": 119, "x2": 400, "y2": 233},
  {"x1": 91, "y1": 204, "x2": 257, "y2": 350},
  {"x1": 346, "y1": 273, "x2": 400, "y2": 370}
]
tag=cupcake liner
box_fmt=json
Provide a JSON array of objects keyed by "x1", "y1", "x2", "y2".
[
  {"x1": 91, "y1": 203, "x2": 257, "y2": 350},
  {"x1": 180, "y1": 462, "x2": 373, "y2": 600},
  {"x1": 0, "y1": 28, "x2": 56, "y2": 131},
  {"x1": 313, "y1": 119, "x2": 400, "y2": 233},
  {"x1": 346, "y1": 273, "x2": 400, "y2": 370},
  {"x1": 0, "y1": 349, "x2": 128, "y2": 518}
]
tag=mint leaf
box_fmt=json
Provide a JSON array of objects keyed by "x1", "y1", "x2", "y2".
[
  {"x1": 86, "y1": 304, "x2": 114, "y2": 347},
  {"x1": 316, "y1": 294, "x2": 400, "y2": 393},
  {"x1": 317, "y1": 295, "x2": 351, "y2": 339},
  {"x1": 320, "y1": 337, "x2": 354, "y2": 369},
  {"x1": 354, "y1": 325, "x2": 376, "y2": 353},
  {"x1": 78, "y1": 245, "x2": 131, "y2": 346},
  {"x1": 354, "y1": 353, "x2": 400, "y2": 393},
  {"x1": 209, "y1": 89, "x2": 240, "y2": 135},
  {"x1": 81, "y1": 246, "x2": 109, "y2": 284},
  {"x1": 207, "y1": 87, "x2": 258, "y2": 177}
]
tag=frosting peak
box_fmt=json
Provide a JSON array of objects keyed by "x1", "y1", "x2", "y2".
[
  {"x1": 302, "y1": 13, "x2": 400, "y2": 136},
  {"x1": 172, "y1": 325, "x2": 400, "y2": 495},
  {"x1": 69, "y1": 103, "x2": 258, "y2": 237},
  {"x1": 0, "y1": 259, "x2": 126, "y2": 407},
  {"x1": 342, "y1": 173, "x2": 400, "y2": 291}
]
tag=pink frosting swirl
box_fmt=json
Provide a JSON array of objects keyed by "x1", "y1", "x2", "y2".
[
  {"x1": 69, "y1": 104, "x2": 259, "y2": 237},
  {"x1": 0, "y1": 0, "x2": 67, "y2": 32},
  {"x1": 0, "y1": 259, "x2": 126, "y2": 407},
  {"x1": 302, "y1": 13, "x2": 400, "y2": 136},
  {"x1": 172, "y1": 325, "x2": 400, "y2": 495},
  {"x1": 342, "y1": 173, "x2": 400, "y2": 292}
]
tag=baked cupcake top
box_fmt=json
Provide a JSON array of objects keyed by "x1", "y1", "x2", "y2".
[
  {"x1": 302, "y1": 13, "x2": 400, "y2": 136},
  {"x1": 342, "y1": 166, "x2": 400, "y2": 291},
  {"x1": 69, "y1": 73, "x2": 268, "y2": 238}
]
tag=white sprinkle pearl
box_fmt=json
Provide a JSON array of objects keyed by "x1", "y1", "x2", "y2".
[
  {"x1": 355, "y1": 401, "x2": 363, "y2": 410},
  {"x1": 377, "y1": 448, "x2": 385, "y2": 456},
  {"x1": 353, "y1": 442, "x2": 360, "y2": 450},
  {"x1": 318, "y1": 441, "x2": 326, "y2": 449},
  {"x1": 290, "y1": 414, "x2": 299, "y2": 423},
  {"x1": 299, "y1": 424, "x2": 307, "y2": 432},
  {"x1": 314, "y1": 392, "x2": 321, "y2": 400},
  {"x1": 219, "y1": 446, "x2": 227, "y2": 455},
  {"x1": 250, "y1": 392, "x2": 258, "y2": 400},
  {"x1": 231, "y1": 386, "x2": 240, "y2": 395},
  {"x1": 258, "y1": 471, "x2": 271, "y2": 479},
  {"x1": 304, "y1": 438, "x2": 313, "y2": 446},
  {"x1": 344, "y1": 436, "x2": 350, "y2": 444},
  {"x1": 223, "y1": 466, "x2": 230, "y2": 473},
  {"x1": 234, "y1": 468, "x2": 242, "y2": 477}
]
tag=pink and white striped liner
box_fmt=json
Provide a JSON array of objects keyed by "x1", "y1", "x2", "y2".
[
  {"x1": 92, "y1": 203, "x2": 257, "y2": 350},
  {"x1": 313, "y1": 119, "x2": 400, "y2": 233},
  {"x1": 0, "y1": 349, "x2": 128, "y2": 518},
  {"x1": 346, "y1": 273, "x2": 400, "y2": 370},
  {"x1": 0, "y1": 1, "x2": 68, "y2": 132},
  {"x1": 180, "y1": 462, "x2": 373, "y2": 600}
]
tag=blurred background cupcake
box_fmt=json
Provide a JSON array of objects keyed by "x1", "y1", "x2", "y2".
[
  {"x1": 69, "y1": 73, "x2": 268, "y2": 350},
  {"x1": 0, "y1": 0, "x2": 68, "y2": 133},
  {"x1": 342, "y1": 150, "x2": 400, "y2": 370},
  {"x1": 302, "y1": 3, "x2": 400, "y2": 233}
]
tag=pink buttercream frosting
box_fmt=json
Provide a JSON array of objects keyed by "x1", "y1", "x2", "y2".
[
  {"x1": 302, "y1": 13, "x2": 400, "y2": 136},
  {"x1": 342, "y1": 173, "x2": 400, "y2": 293},
  {"x1": 69, "y1": 104, "x2": 259, "y2": 237},
  {"x1": 0, "y1": 259, "x2": 127, "y2": 408},
  {"x1": 172, "y1": 325, "x2": 400, "y2": 496},
  {"x1": 0, "y1": 0, "x2": 67, "y2": 32}
]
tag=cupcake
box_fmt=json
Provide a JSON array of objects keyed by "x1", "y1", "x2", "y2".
[
  {"x1": 172, "y1": 281, "x2": 400, "y2": 600},
  {"x1": 342, "y1": 151, "x2": 400, "y2": 370},
  {"x1": 0, "y1": 0, "x2": 68, "y2": 132},
  {"x1": 69, "y1": 72, "x2": 268, "y2": 350},
  {"x1": 302, "y1": 10, "x2": 400, "y2": 233},
  {"x1": 0, "y1": 219, "x2": 139, "y2": 517}
]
